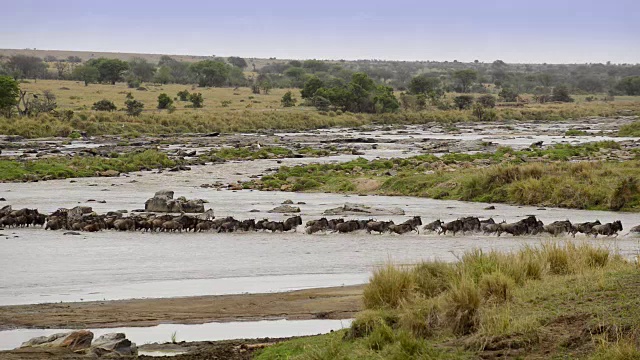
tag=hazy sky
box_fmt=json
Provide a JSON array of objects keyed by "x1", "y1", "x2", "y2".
[{"x1": 1, "y1": 0, "x2": 638, "y2": 63}]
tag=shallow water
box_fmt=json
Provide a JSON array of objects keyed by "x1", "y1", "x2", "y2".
[
  {"x1": 1, "y1": 180, "x2": 638, "y2": 305},
  {"x1": 0, "y1": 319, "x2": 353, "y2": 351}
]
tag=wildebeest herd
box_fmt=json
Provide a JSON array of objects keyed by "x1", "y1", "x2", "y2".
[{"x1": 0, "y1": 205, "x2": 631, "y2": 238}]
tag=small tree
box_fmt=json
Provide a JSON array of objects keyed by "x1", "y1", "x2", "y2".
[
  {"x1": 29, "y1": 90, "x2": 57, "y2": 115},
  {"x1": 472, "y1": 103, "x2": 497, "y2": 121},
  {"x1": 125, "y1": 99, "x2": 144, "y2": 116},
  {"x1": 453, "y1": 95, "x2": 474, "y2": 110},
  {"x1": 452, "y1": 69, "x2": 478, "y2": 93},
  {"x1": 477, "y1": 94, "x2": 496, "y2": 108},
  {"x1": 227, "y1": 56, "x2": 248, "y2": 69},
  {"x1": 0, "y1": 76, "x2": 19, "y2": 117},
  {"x1": 177, "y1": 90, "x2": 190, "y2": 101},
  {"x1": 551, "y1": 85, "x2": 574, "y2": 102},
  {"x1": 157, "y1": 93, "x2": 173, "y2": 109},
  {"x1": 189, "y1": 93, "x2": 203, "y2": 108},
  {"x1": 72, "y1": 65, "x2": 99, "y2": 86},
  {"x1": 281, "y1": 91, "x2": 297, "y2": 107},
  {"x1": 92, "y1": 99, "x2": 117, "y2": 111}
]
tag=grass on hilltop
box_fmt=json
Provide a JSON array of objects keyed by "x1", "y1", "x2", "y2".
[
  {"x1": 256, "y1": 243, "x2": 640, "y2": 359},
  {"x1": 1, "y1": 80, "x2": 639, "y2": 138}
]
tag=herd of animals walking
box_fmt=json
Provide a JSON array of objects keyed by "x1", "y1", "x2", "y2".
[{"x1": 0, "y1": 205, "x2": 634, "y2": 237}]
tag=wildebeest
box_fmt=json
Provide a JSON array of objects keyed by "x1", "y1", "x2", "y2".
[
  {"x1": 263, "y1": 221, "x2": 285, "y2": 232},
  {"x1": 113, "y1": 218, "x2": 135, "y2": 231},
  {"x1": 283, "y1": 216, "x2": 302, "y2": 232},
  {"x1": 366, "y1": 220, "x2": 394, "y2": 234},
  {"x1": 327, "y1": 219, "x2": 344, "y2": 231},
  {"x1": 631, "y1": 224, "x2": 640, "y2": 233},
  {"x1": 479, "y1": 218, "x2": 495, "y2": 232},
  {"x1": 570, "y1": 221, "x2": 601, "y2": 237},
  {"x1": 544, "y1": 220, "x2": 572, "y2": 237},
  {"x1": 423, "y1": 219, "x2": 442, "y2": 233},
  {"x1": 240, "y1": 219, "x2": 256, "y2": 231},
  {"x1": 590, "y1": 221, "x2": 623, "y2": 237},
  {"x1": 335, "y1": 220, "x2": 360, "y2": 233},
  {"x1": 161, "y1": 220, "x2": 183, "y2": 232},
  {"x1": 441, "y1": 219, "x2": 464, "y2": 235},
  {"x1": 460, "y1": 217, "x2": 481, "y2": 233}
]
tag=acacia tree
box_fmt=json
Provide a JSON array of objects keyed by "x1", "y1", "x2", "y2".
[
  {"x1": 86, "y1": 58, "x2": 129, "y2": 84},
  {"x1": 7, "y1": 55, "x2": 47, "y2": 80},
  {"x1": 301, "y1": 76, "x2": 324, "y2": 99},
  {"x1": 128, "y1": 57, "x2": 156, "y2": 82},
  {"x1": 452, "y1": 69, "x2": 478, "y2": 93},
  {"x1": 408, "y1": 74, "x2": 440, "y2": 95},
  {"x1": 0, "y1": 76, "x2": 19, "y2": 117},
  {"x1": 189, "y1": 60, "x2": 230, "y2": 87},
  {"x1": 72, "y1": 65, "x2": 100, "y2": 86}
]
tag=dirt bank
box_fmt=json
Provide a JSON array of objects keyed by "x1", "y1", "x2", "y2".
[{"x1": 0, "y1": 285, "x2": 363, "y2": 331}]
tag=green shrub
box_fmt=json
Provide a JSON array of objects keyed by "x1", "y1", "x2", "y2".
[
  {"x1": 91, "y1": 99, "x2": 117, "y2": 112},
  {"x1": 157, "y1": 93, "x2": 173, "y2": 109},
  {"x1": 363, "y1": 265, "x2": 415, "y2": 309}
]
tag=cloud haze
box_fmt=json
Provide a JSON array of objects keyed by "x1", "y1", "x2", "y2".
[{"x1": 1, "y1": 0, "x2": 638, "y2": 63}]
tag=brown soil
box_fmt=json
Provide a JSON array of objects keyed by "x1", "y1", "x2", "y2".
[{"x1": 0, "y1": 285, "x2": 363, "y2": 330}]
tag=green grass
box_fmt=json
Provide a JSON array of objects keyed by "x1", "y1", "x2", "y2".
[
  {"x1": 618, "y1": 121, "x2": 640, "y2": 137},
  {"x1": 199, "y1": 146, "x2": 332, "y2": 162},
  {"x1": 256, "y1": 243, "x2": 640, "y2": 360},
  {"x1": 0, "y1": 149, "x2": 175, "y2": 181}
]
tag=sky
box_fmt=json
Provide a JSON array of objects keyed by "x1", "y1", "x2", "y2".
[{"x1": 1, "y1": 0, "x2": 638, "y2": 64}]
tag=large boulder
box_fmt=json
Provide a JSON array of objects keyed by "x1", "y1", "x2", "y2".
[
  {"x1": 90, "y1": 333, "x2": 137, "y2": 356},
  {"x1": 21, "y1": 330, "x2": 93, "y2": 351},
  {"x1": 323, "y1": 203, "x2": 405, "y2": 216},
  {"x1": 268, "y1": 205, "x2": 301, "y2": 213},
  {"x1": 67, "y1": 206, "x2": 93, "y2": 228},
  {"x1": 144, "y1": 191, "x2": 205, "y2": 213}
]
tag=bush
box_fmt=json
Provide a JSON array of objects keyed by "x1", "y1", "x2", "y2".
[
  {"x1": 412, "y1": 261, "x2": 453, "y2": 298},
  {"x1": 127, "y1": 78, "x2": 141, "y2": 89},
  {"x1": 453, "y1": 95, "x2": 474, "y2": 110},
  {"x1": 552, "y1": 85, "x2": 574, "y2": 102},
  {"x1": 363, "y1": 264, "x2": 415, "y2": 309},
  {"x1": 177, "y1": 90, "x2": 190, "y2": 101},
  {"x1": 157, "y1": 93, "x2": 173, "y2": 110},
  {"x1": 313, "y1": 95, "x2": 331, "y2": 111},
  {"x1": 91, "y1": 99, "x2": 117, "y2": 112},
  {"x1": 281, "y1": 91, "x2": 297, "y2": 107},
  {"x1": 124, "y1": 99, "x2": 144, "y2": 116},
  {"x1": 499, "y1": 87, "x2": 519, "y2": 102},
  {"x1": 189, "y1": 92, "x2": 203, "y2": 108},
  {"x1": 609, "y1": 177, "x2": 639, "y2": 211}
]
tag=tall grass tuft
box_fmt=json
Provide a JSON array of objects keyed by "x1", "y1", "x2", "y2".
[
  {"x1": 444, "y1": 278, "x2": 481, "y2": 335},
  {"x1": 411, "y1": 261, "x2": 454, "y2": 298},
  {"x1": 363, "y1": 264, "x2": 416, "y2": 309},
  {"x1": 479, "y1": 271, "x2": 515, "y2": 303}
]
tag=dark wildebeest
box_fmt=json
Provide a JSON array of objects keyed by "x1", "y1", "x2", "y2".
[
  {"x1": 460, "y1": 217, "x2": 481, "y2": 233},
  {"x1": 83, "y1": 223, "x2": 102, "y2": 232},
  {"x1": 306, "y1": 218, "x2": 328, "y2": 229},
  {"x1": 335, "y1": 220, "x2": 360, "y2": 233},
  {"x1": 327, "y1": 219, "x2": 344, "y2": 231},
  {"x1": 530, "y1": 220, "x2": 545, "y2": 235},
  {"x1": 211, "y1": 217, "x2": 236, "y2": 231},
  {"x1": 177, "y1": 215, "x2": 198, "y2": 232},
  {"x1": 423, "y1": 219, "x2": 442, "y2": 233},
  {"x1": 219, "y1": 220, "x2": 241, "y2": 233},
  {"x1": 544, "y1": 220, "x2": 572, "y2": 237},
  {"x1": 45, "y1": 217, "x2": 65, "y2": 230},
  {"x1": 113, "y1": 218, "x2": 135, "y2": 231},
  {"x1": 283, "y1": 216, "x2": 303, "y2": 232},
  {"x1": 195, "y1": 220, "x2": 214, "y2": 232},
  {"x1": 570, "y1": 221, "x2": 601, "y2": 237},
  {"x1": 161, "y1": 220, "x2": 183, "y2": 232},
  {"x1": 366, "y1": 221, "x2": 394, "y2": 234},
  {"x1": 630, "y1": 224, "x2": 640, "y2": 234},
  {"x1": 255, "y1": 219, "x2": 269, "y2": 231},
  {"x1": 441, "y1": 219, "x2": 464, "y2": 235},
  {"x1": 479, "y1": 218, "x2": 495, "y2": 232},
  {"x1": 497, "y1": 222, "x2": 526, "y2": 237},
  {"x1": 240, "y1": 219, "x2": 256, "y2": 232},
  {"x1": 483, "y1": 222, "x2": 503, "y2": 235},
  {"x1": 389, "y1": 222, "x2": 418, "y2": 235},
  {"x1": 590, "y1": 221, "x2": 623, "y2": 237}
]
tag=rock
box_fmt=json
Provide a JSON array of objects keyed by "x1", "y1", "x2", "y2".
[
  {"x1": 484, "y1": 205, "x2": 496, "y2": 210},
  {"x1": 249, "y1": 209, "x2": 260, "y2": 212},
  {"x1": 323, "y1": 203, "x2": 405, "y2": 216},
  {"x1": 630, "y1": 225, "x2": 640, "y2": 233},
  {"x1": 268, "y1": 205, "x2": 301, "y2": 213},
  {"x1": 282, "y1": 199, "x2": 294, "y2": 204},
  {"x1": 145, "y1": 191, "x2": 205, "y2": 213},
  {"x1": 21, "y1": 330, "x2": 93, "y2": 351},
  {"x1": 67, "y1": 206, "x2": 92, "y2": 228},
  {"x1": 91, "y1": 333, "x2": 137, "y2": 356},
  {"x1": 154, "y1": 190, "x2": 175, "y2": 199},
  {"x1": 96, "y1": 169, "x2": 120, "y2": 177},
  {"x1": 0, "y1": 198, "x2": 5, "y2": 201},
  {"x1": 63, "y1": 231, "x2": 81, "y2": 236}
]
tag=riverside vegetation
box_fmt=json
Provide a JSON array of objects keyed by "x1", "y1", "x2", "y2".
[
  {"x1": 256, "y1": 243, "x2": 640, "y2": 359},
  {"x1": 245, "y1": 142, "x2": 640, "y2": 211}
]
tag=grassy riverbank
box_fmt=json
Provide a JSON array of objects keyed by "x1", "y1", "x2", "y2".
[
  {"x1": 619, "y1": 121, "x2": 640, "y2": 137},
  {"x1": 247, "y1": 143, "x2": 640, "y2": 211},
  {"x1": 256, "y1": 243, "x2": 640, "y2": 359},
  {"x1": 0, "y1": 149, "x2": 175, "y2": 181}
]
